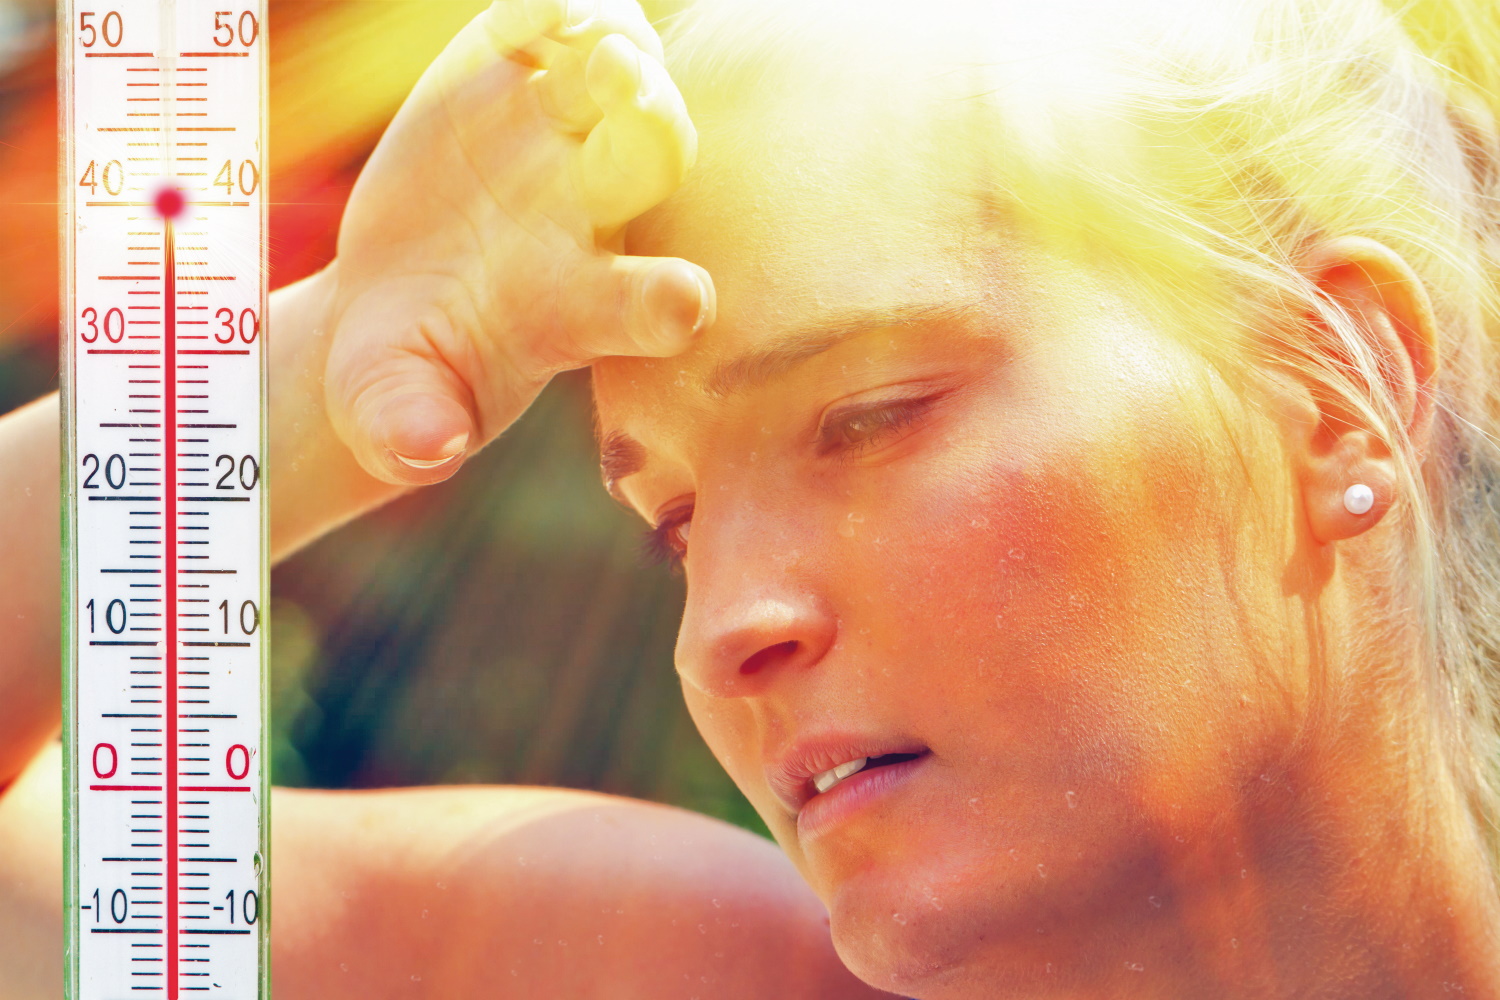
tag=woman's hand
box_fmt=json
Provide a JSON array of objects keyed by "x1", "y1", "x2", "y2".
[{"x1": 325, "y1": 0, "x2": 712, "y2": 484}]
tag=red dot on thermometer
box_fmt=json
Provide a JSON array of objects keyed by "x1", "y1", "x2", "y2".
[{"x1": 153, "y1": 184, "x2": 186, "y2": 219}]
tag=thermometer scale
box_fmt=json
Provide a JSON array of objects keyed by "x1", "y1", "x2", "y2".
[{"x1": 60, "y1": 1, "x2": 269, "y2": 996}]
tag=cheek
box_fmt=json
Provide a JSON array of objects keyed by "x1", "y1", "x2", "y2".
[{"x1": 836, "y1": 365, "x2": 1300, "y2": 838}]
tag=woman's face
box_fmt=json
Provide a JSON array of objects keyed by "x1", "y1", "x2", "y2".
[{"x1": 592, "y1": 88, "x2": 1314, "y2": 993}]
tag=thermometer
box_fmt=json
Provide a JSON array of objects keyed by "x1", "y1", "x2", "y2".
[{"x1": 59, "y1": 1, "x2": 269, "y2": 996}]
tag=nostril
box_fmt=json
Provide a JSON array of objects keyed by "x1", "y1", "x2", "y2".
[{"x1": 739, "y1": 640, "x2": 798, "y2": 676}]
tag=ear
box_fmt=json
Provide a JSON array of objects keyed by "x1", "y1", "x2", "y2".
[{"x1": 1289, "y1": 236, "x2": 1440, "y2": 545}]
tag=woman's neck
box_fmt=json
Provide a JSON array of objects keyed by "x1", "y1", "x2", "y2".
[
  {"x1": 1209, "y1": 735, "x2": 1500, "y2": 998},
  {"x1": 1127, "y1": 683, "x2": 1500, "y2": 999},
  {"x1": 1148, "y1": 567, "x2": 1500, "y2": 998},
  {"x1": 948, "y1": 667, "x2": 1500, "y2": 1000}
]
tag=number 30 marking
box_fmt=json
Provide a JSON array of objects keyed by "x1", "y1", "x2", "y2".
[{"x1": 214, "y1": 307, "x2": 259, "y2": 344}]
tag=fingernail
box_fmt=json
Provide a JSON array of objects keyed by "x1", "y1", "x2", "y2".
[
  {"x1": 393, "y1": 452, "x2": 459, "y2": 470},
  {"x1": 691, "y1": 269, "x2": 715, "y2": 336},
  {"x1": 391, "y1": 431, "x2": 469, "y2": 471},
  {"x1": 643, "y1": 263, "x2": 711, "y2": 351}
]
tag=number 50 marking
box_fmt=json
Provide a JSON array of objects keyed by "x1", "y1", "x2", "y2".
[
  {"x1": 78, "y1": 10, "x2": 123, "y2": 48},
  {"x1": 213, "y1": 10, "x2": 259, "y2": 47}
]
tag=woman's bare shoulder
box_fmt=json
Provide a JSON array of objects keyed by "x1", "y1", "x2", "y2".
[
  {"x1": 273, "y1": 782, "x2": 887, "y2": 997},
  {"x1": 0, "y1": 744, "x2": 888, "y2": 999}
]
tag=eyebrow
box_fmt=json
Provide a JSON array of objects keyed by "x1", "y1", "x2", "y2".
[
  {"x1": 598, "y1": 301, "x2": 984, "y2": 502},
  {"x1": 599, "y1": 430, "x2": 646, "y2": 502},
  {"x1": 704, "y1": 302, "x2": 980, "y2": 400}
]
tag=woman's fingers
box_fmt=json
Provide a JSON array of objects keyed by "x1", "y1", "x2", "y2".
[
  {"x1": 548, "y1": 252, "x2": 716, "y2": 364},
  {"x1": 532, "y1": 0, "x2": 663, "y2": 133},
  {"x1": 322, "y1": 0, "x2": 707, "y2": 487},
  {"x1": 535, "y1": 47, "x2": 599, "y2": 131},
  {"x1": 367, "y1": 391, "x2": 474, "y2": 480},
  {"x1": 528, "y1": 0, "x2": 663, "y2": 62},
  {"x1": 323, "y1": 286, "x2": 483, "y2": 486},
  {"x1": 470, "y1": 0, "x2": 563, "y2": 71},
  {"x1": 324, "y1": 252, "x2": 714, "y2": 486},
  {"x1": 577, "y1": 34, "x2": 697, "y2": 230}
]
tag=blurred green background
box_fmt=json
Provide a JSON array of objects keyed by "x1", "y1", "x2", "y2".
[{"x1": 0, "y1": 0, "x2": 768, "y2": 838}]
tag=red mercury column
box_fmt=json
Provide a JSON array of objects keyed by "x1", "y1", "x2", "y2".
[{"x1": 154, "y1": 183, "x2": 185, "y2": 1000}]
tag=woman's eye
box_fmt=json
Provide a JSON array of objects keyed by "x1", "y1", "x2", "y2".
[
  {"x1": 642, "y1": 509, "x2": 692, "y2": 570},
  {"x1": 819, "y1": 396, "x2": 938, "y2": 457}
]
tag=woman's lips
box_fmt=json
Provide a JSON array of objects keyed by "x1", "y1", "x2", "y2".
[{"x1": 796, "y1": 751, "x2": 933, "y2": 842}]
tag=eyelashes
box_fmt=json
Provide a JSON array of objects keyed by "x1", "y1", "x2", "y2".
[
  {"x1": 816, "y1": 394, "x2": 939, "y2": 459},
  {"x1": 640, "y1": 393, "x2": 943, "y2": 571},
  {"x1": 642, "y1": 507, "x2": 691, "y2": 571}
]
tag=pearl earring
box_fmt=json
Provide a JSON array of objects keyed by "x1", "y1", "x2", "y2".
[{"x1": 1343, "y1": 483, "x2": 1374, "y2": 516}]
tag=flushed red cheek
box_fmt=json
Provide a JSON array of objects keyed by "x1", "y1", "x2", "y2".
[
  {"x1": 842, "y1": 449, "x2": 1119, "y2": 746},
  {"x1": 833, "y1": 394, "x2": 1254, "y2": 810},
  {"x1": 771, "y1": 427, "x2": 1246, "y2": 962}
]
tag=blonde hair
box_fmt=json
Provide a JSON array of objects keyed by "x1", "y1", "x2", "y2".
[{"x1": 646, "y1": 0, "x2": 1500, "y2": 868}]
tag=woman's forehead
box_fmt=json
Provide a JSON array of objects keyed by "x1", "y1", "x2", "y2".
[
  {"x1": 597, "y1": 49, "x2": 1113, "y2": 439},
  {"x1": 589, "y1": 291, "x2": 1005, "y2": 506},
  {"x1": 594, "y1": 216, "x2": 1075, "y2": 454},
  {"x1": 617, "y1": 104, "x2": 1011, "y2": 356},
  {"x1": 603, "y1": 185, "x2": 1015, "y2": 424}
]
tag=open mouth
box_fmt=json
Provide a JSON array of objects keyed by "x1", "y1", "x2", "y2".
[{"x1": 812, "y1": 750, "x2": 928, "y2": 795}]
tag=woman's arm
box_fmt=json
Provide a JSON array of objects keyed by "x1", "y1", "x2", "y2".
[
  {"x1": 0, "y1": 395, "x2": 64, "y2": 792},
  {"x1": 0, "y1": 746, "x2": 889, "y2": 1000}
]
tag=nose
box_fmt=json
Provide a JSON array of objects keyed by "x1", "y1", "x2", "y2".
[{"x1": 673, "y1": 517, "x2": 838, "y2": 699}]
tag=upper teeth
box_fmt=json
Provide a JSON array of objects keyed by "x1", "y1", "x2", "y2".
[{"x1": 813, "y1": 757, "x2": 868, "y2": 794}]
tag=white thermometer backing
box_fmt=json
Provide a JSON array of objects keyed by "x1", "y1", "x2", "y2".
[{"x1": 60, "y1": 2, "x2": 269, "y2": 997}]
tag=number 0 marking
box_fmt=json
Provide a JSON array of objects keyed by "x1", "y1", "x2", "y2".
[
  {"x1": 92, "y1": 743, "x2": 118, "y2": 781},
  {"x1": 225, "y1": 744, "x2": 251, "y2": 781}
]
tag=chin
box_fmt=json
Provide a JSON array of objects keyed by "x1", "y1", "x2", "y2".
[
  {"x1": 831, "y1": 913, "x2": 969, "y2": 998},
  {"x1": 818, "y1": 827, "x2": 1114, "y2": 1000},
  {"x1": 823, "y1": 862, "x2": 1006, "y2": 999}
]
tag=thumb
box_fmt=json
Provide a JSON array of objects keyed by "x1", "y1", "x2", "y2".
[
  {"x1": 547, "y1": 252, "x2": 716, "y2": 364},
  {"x1": 324, "y1": 289, "x2": 479, "y2": 486},
  {"x1": 324, "y1": 256, "x2": 716, "y2": 486}
]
